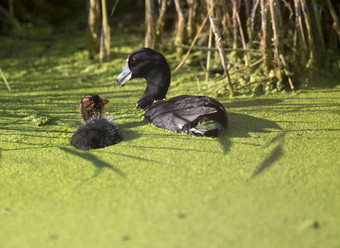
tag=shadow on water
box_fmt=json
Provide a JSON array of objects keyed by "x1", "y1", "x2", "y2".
[
  {"x1": 228, "y1": 112, "x2": 282, "y2": 137},
  {"x1": 98, "y1": 150, "x2": 169, "y2": 165},
  {"x1": 218, "y1": 112, "x2": 282, "y2": 155},
  {"x1": 251, "y1": 145, "x2": 283, "y2": 178},
  {"x1": 226, "y1": 98, "x2": 284, "y2": 109},
  {"x1": 118, "y1": 120, "x2": 146, "y2": 142},
  {"x1": 217, "y1": 98, "x2": 286, "y2": 178},
  {"x1": 59, "y1": 147, "x2": 125, "y2": 178},
  {"x1": 250, "y1": 132, "x2": 285, "y2": 179}
]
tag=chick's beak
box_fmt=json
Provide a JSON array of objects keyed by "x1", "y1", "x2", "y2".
[
  {"x1": 115, "y1": 62, "x2": 132, "y2": 88},
  {"x1": 101, "y1": 99, "x2": 109, "y2": 105}
]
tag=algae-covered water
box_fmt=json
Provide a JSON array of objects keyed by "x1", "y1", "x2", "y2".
[{"x1": 0, "y1": 30, "x2": 339, "y2": 248}]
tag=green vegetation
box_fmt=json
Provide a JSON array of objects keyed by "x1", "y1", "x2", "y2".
[
  {"x1": 0, "y1": 27, "x2": 339, "y2": 247},
  {"x1": 2, "y1": 0, "x2": 340, "y2": 94}
]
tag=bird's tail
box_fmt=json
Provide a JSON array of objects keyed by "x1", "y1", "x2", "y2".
[{"x1": 187, "y1": 121, "x2": 223, "y2": 137}]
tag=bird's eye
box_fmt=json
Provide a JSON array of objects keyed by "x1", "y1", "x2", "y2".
[{"x1": 132, "y1": 57, "x2": 137, "y2": 63}]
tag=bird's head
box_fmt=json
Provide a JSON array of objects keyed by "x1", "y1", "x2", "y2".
[
  {"x1": 78, "y1": 94, "x2": 109, "y2": 122},
  {"x1": 116, "y1": 48, "x2": 170, "y2": 87},
  {"x1": 115, "y1": 48, "x2": 171, "y2": 109}
]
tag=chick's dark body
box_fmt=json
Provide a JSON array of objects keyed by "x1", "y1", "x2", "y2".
[
  {"x1": 70, "y1": 94, "x2": 122, "y2": 150},
  {"x1": 71, "y1": 118, "x2": 122, "y2": 150}
]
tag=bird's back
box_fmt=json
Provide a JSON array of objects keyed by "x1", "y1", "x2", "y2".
[
  {"x1": 71, "y1": 118, "x2": 122, "y2": 150},
  {"x1": 145, "y1": 95, "x2": 228, "y2": 137}
]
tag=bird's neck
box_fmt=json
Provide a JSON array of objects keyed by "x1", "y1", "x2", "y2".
[
  {"x1": 81, "y1": 110, "x2": 102, "y2": 122},
  {"x1": 145, "y1": 69, "x2": 171, "y2": 100}
]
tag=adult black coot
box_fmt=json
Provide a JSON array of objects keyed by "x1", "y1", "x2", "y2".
[
  {"x1": 116, "y1": 48, "x2": 228, "y2": 137},
  {"x1": 70, "y1": 94, "x2": 122, "y2": 150}
]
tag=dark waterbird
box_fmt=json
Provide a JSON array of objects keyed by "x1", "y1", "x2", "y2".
[
  {"x1": 116, "y1": 48, "x2": 228, "y2": 137},
  {"x1": 70, "y1": 94, "x2": 122, "y2": 150}
]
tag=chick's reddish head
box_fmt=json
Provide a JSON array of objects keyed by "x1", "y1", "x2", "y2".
[{"x1": 78, "y1": 94, "x2": 109, "y2": 122}]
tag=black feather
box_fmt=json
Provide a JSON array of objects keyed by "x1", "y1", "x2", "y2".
[
  {"x1": 70, "y1": 94, "x2": 122, "y2": 150},
  {"x1": 116, "y1": 48, "x2": 228, "y2": 137},
  {"x1": 145, "y1": 95, "x2": 228, "y2": 137},
  {"x1": 71, "y1": 118, "x2": 122, "y2": 150}
]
